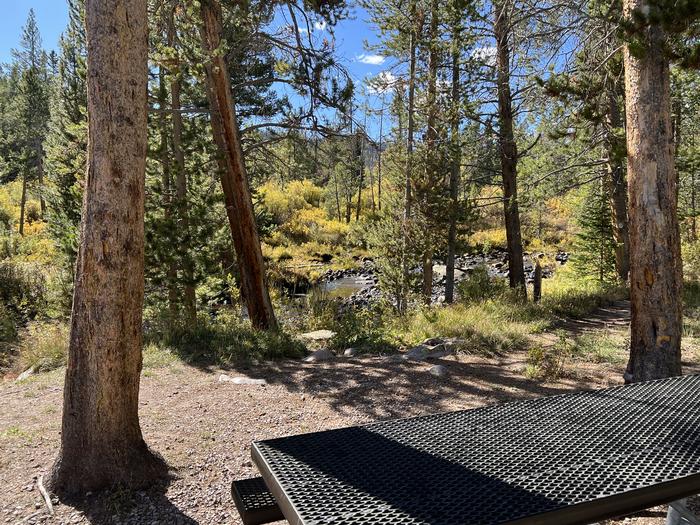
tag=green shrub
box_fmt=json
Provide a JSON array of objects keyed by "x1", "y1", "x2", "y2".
[
  {"x1": 19, "y1": 321, "x2": 69, "y2": 372},
  {"x1": 0, "y1": 260, "x2": 48, "y2": 319},
  {"x1": 525, "y1": 333, "x2": 572, "y2": 380},
  {"x1": 392, "y1": 302, "x2": 532, "y2": 356},
  {"x1": 147, "y1": 309, "x2": 305, "y2": 366},
  {"x1": 328, "y1": 305, "x2": 397, "y2": 353},
  {"x1": 456, "y1": 265, "x2": 508, "y2": 304}
]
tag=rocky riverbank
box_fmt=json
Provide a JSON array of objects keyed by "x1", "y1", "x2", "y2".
[{"x1": 317, "y1": 249, "x2": 570, "y2": 308}]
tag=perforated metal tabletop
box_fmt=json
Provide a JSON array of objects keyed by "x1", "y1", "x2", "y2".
[{"x1": 251, "y1": 374, "x2": 700, "y2": 525}]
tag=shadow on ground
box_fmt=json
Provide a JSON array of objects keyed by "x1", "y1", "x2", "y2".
[
  {"x1": 58, "y1": 478, "x2": 199, "y2": 525},
  {"x1": 244, "y1": 352, "x2": 604, "y2": 421}
]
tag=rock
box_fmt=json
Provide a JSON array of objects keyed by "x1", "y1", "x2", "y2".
[
  {"x1": 218, "y1": 374, "x2": 267, "y2": 385},
  {"x1": 384, "y1": 354, "x2": 405, "y2": 363},
  {"x1": 404, "y1": 345, "x2": 431, "y2": 361},
  {"x1": 421, "y1": 337, "x2": 445, "y2": 346},
  {"x1": 429, "y1": 365, "x2": 448, "y2": 377},
  {"x1": 426, "y1": 344, "x2": 450, "y2": 359},
  {"x1": 300, "y1": 329, "x2": 336, "y2": 341},
  {"x1": 343, "y1": 348, "x2": 359, "y2": 357},
  {"x1": 15, "y1": 368, "x2": 34, "y2": 382},
  {"x1": 304, "y1": 348, "x2": 335, "y2": 362}
]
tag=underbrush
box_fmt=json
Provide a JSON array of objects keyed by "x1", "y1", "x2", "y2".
[
  {"x1": 145, "y1": 309, "x2": 306, "y2": 367},
  {"x1": 18, "y1": 321, "x2": 69, "y2": 372}
]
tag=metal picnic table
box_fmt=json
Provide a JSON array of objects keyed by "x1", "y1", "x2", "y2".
[{"x1": 233, "y1": 374, "x2": 700, "y2": 525}]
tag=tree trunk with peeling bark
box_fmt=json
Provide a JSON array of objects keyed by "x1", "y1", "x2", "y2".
[
  {"x1": 623, "y1": 0, "x2": 682, "y2": 382},
  {"x1": 49, "y1": 0, "x2": 167, "y2": 495},
  {"x1": 200, "y1": 0, "x2": 277, "y2": 331}
]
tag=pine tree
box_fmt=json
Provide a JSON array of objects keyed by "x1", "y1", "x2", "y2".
[
  {"x1": 45, "y1": 0, "x2": 87, "y2": 270},
  {"x1": 12, "y1": 10, "x2": 51, "y2": 235},
  {"x1": 574, "y1": 180, "x2": 618, "y2": 283}
]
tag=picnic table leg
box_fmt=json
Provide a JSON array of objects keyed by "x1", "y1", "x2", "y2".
[{"x1": 667, "y1": 499, "x2": 700, "y2": 525}]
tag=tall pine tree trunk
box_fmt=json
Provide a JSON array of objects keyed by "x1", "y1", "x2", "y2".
[
  {"x1": 200, "y1": 0, "x2": 277, "y2": 331},
  {"x1": 445, "y1": 16, "x2": 461, "y2": 304},
  {"x1": 49, "y1": 0, "x2": 166, "y2": 495},
  {"x1": 421, "y1": 0, "x2": 439, "y2": 304},
  {"x1": 494, "y1": 0, "x2": 526, "y2": 298},
  {"x1": 623, "y1": 0, "x2": 682, "y2": 382},
  {"x1": 168, "y1": 5, "x2": 196, "y2": 326},
  {"x1": 158, "y1": 68, "x2": 179, "y2": 319},
  {"x1": 400, "y1": 1, "x2": 418, "y2": 314},
  {"x1": 604, "y1": 92, "x2": 630, "y2": 282}
]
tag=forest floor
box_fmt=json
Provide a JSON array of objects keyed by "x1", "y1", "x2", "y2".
[{"x1": 2, "y1": 301, "x2": 699, "y2": 525}]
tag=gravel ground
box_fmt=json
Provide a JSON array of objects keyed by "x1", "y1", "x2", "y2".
[{"x1": 1, "y1": 309, "x2": 698, "y2": 524}]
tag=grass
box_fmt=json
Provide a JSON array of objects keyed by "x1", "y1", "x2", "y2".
[
  {"x1": 142, "y1": 343, "x2": 179, "y2": 370},
  {"x1": 146, "y1": 309, "x2": 306, "y2": 367},
  {"x1": 389, "y1": 301, "x2": 534, "y2": 356},
  {"x1": 0, "y1": 425, "x2": 34, "y2": 441},
  {"x1": 384, "y1": 268, "x2": 628, "y2": 357},
  {"x1": 525, "y1": 331, "x2": 627, "y2": 380},
  {"x1": 18, "y1": 321, "x2": 68, "y2": 372}
]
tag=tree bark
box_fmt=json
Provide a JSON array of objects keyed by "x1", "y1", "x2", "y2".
[
  {"x1": 200, "y1": 0, "x2": 277, "y2": 331},
  {"x1": 404, "y1": 3, "x2": 418, "y2": 222},
  {"x1": 49, "y1": 0, "x2": 166, "y2": 495},
  {"x1": 604, "y1": 92, "x2": 630, "y2": 282},
  {"x1": 168, "y1": 4, "x2": 196, "y2": 326},
  {"x1": 494, "y1": 0, "x2": 526, "y2": 298},
  {"x1": 623, "y1": 0, "x2": 683, "y2": 382},
  {"x1": 421, "y1": 0, "x2": 439, "y2": 304},
  {"x1": 445, "y1": 16, "x2": 461, "y2": 305}
]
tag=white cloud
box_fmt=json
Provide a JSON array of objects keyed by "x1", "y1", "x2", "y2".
[
  {"x1": 357, "y1": 53, "x2": 386, "y2": 66},
  {"x1": 314, "y1": 20, "x2": 327, "y2": 31},
  {"x1": 366, "y1": 71, "x2": 398, "y2": 94},
  {"x1": 471, "y1": 46, "x2": 497, "y2": 66}
]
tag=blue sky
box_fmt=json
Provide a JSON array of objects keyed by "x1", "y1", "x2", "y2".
[
  {"x1": 0, "y1": 1, "x2": 386, "y2": 83},
  {"x1": 0, "y1": 0, "x2": 68, "y2": 64},
  {"x1": 0, "y1": 1, "x2": 390, "y2": 135}
]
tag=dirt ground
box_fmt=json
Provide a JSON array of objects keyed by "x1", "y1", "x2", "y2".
[{"x1": 1, "y1": 301, "x2": 698, "y2": 525}]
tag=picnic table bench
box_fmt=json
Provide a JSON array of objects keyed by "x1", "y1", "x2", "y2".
[{"x1": 232, "y1": 374, "x2": 700, "y2": 525}]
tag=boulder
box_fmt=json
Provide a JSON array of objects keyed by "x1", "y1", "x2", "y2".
[
  {"x1": 343, "y1": 348, "x2": 359, "y2": 357},
  {"x1": 404, "y1": 345, "x2": 431, "y2": 361},
  {"x1": 304, "y1": 348, "x2": 335, "y2": 362}
]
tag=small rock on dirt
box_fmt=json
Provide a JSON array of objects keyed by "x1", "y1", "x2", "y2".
[
  {"x1": 304, "y1": 348, "x2": 335, "y2": 362},
  {"x1": 429, "y1": 365, "x2": 448, "y2": 377},
  {"x1": 422, "y1": 337, "x2": 445, "y2": 346},
  {"x1": 218, "y1": 374, "x2": 267, "y2": 385},
  {"x1": 300, "y1": 329, "x2": 336, "y2": 341},
  {"x1": 343, "y1": 348, "x2": 359, "y2": 357}
]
